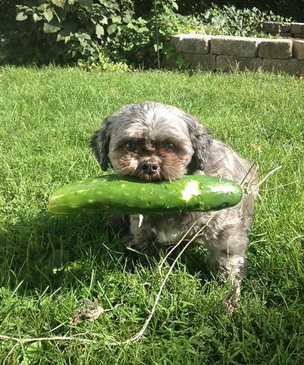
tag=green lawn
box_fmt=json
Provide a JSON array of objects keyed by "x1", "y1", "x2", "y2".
[{"x1": 0, "y1": 66, "x2": 303, "y2": 364}]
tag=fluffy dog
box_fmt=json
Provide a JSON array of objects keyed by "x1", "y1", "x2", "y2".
[{"x1": 90, "y1": 101, "x2": 258, "y2": 311}]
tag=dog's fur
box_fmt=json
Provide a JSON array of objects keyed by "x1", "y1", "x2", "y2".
[{"x1": 90, "y1": 101, "x2": 258, "y2": 311}]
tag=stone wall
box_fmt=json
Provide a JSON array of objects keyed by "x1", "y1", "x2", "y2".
[
  {"x1": 260, "y1": 21, "x2": 304, "y2": 39},
  {"x1": 170, "y1": 34, "x2": 304, "y2": 75}
]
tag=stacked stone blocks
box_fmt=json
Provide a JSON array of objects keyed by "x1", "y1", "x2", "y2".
[
  {"x1": 170, "y1": 34, "x2": 304, "y2": 75},
  {"x1": 261, "y1": 21, "x2": 304, "y2": 39}
]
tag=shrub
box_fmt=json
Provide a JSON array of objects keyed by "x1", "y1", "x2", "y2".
[
  {"x1": 201, "y1": 5, "x2": 291, "y2": 37},
  {"x1": 1, "y1": 0, "x2": 134, "y2": 65},
  {"x1": 0, "y1": 0, "x2": 203, "y2": 68},
  {"x1": 177, "y1": 0, "x2": 304, "y2": 22},
  {"x1": 118, "y1": 1, "x2": 204, "y2": 68}
]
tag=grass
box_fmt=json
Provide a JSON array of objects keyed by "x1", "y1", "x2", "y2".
[{"x1": 0, "y1": 66, "x2": 303, "y2": 364}]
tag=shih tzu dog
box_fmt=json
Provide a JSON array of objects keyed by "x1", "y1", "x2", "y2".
[{"x1": 90, "y1": 101, "x2": 258, "y2": 311}]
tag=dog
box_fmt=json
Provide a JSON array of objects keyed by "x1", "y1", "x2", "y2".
[{"x1": 90, "y1": 101, "x2": 258, "y2": 311}]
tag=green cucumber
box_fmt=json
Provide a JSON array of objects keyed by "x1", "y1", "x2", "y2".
[{"x1": 47, "y1": 174, "x2": 243, "y2": 215}]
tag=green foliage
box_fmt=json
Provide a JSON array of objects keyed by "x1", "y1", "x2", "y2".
[
  {"x1": 118, "y1": 0, "x2": 204, "y2": 68},
  {"x1": 112, "y1": 3, "x2": 292, "y2": 68},
  {"x1": 0, "y1": 0, "x2": 298, "y2": 68},
  {"x1": 201, "y1": 5, "x2": 291, "y2": 37},
  {"x1": 0, "y1": 0, "x2": 203, "y2": 68},
  {"x1": 77, "y1": 53, "x2": 131, "y2": 71},
  {"x1": 3, "y1": 0, "x2": 134, "y2": 65},
  {"x1": 177, "y1": 0, "x2": 304, "y2": 22}
]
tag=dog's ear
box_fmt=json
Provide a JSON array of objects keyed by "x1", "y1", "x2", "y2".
[
  {"x1": 90, "y1": 117, "x2": 112, "y2": 171},
  {"x1": 185, "y1": 114, "x2": 213, "y2": 171}
]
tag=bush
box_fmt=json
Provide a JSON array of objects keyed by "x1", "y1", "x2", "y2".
[
  {"x1": 118, "y1": 1, "x2": 204, "y2": 68},
  {"x1": 201, "y1": 5, "x2": 291, "y2": 37},
  {"x1": 0, "y1": 0, "x2": 203, "y2": 68},
  {"x1": 177, "y1": 0, "x2": 304, "y2": 22},
  {"x1": 1, "y1": 0, "x2": 134, "y2": 65}
]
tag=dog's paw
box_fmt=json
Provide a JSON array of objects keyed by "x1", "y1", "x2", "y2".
[{"x1": 221, "y1": 284, "x2": 241, "y2": 315}]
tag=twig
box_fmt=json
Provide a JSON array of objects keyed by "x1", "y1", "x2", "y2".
[
  {"x1": 0, "y1": 334, "x2": 95, "y2": 344},
  {"x1": 242, "y1": 164, "x2": 283, "y2": 195},
  {"x1": 157, "y1": 220, "x2": 198, "y2": 274},
  {"x1": 240, "y1": 162, "x2": 258, "y2": 187},
  {"x1": 254, "y1": 165, "x2": 282, "y2": 190},
  {"x1": 259, "y1": 180, "x2": 297, "y2": 192}
]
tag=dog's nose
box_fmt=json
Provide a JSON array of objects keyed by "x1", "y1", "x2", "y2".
[{"x1": 140, "y1": 161, "x2": 160, "y2": 175}]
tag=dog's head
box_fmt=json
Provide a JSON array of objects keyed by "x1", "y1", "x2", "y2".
[{"x1": 90, "y1": 102, "x2": 212, "y2": 181}]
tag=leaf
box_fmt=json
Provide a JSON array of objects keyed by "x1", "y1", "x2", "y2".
[
  {"x1": 123, "y1": 10, "x2": 134, "y2": 24},
  {"x1": 51, "y1": 0, "x2": 66, "y2": 9},
  {"x1": 107, "y1": 24, "x2": 117, "y2": 35},
  {"x1": 95, "y1": 23, "x2": 104, "y2": 39},
  {"x1": 54, "y1": 4, "x2": 70, "y2": 21},
  {"x1": 44, "y1": 22, "x2": 61, "y2": 33},
  {"x1": 56, "y1": 21, "x2": 77, "y2": 42},
  {"x1": 78, "y1": 0, "x2": 93, "y2": 7},
  {"x1": 61, "y1": 21, "x2": 78, "y2": 35},
  {"x1": 57, "y1": 33, "x2": 70, "y2": 43},
  {"x1": 172, "y1": 1, "x2": 179, "y2": 10},
  {"x1": 37, "y1": 4, "x2": 49, "y2": 11},
  {"x1": 44, "y1": 9, "x2": 54, "y2": 22},
  {"x1": 16, "y1": 12, "x2": 28, "y2": 21},
  {"x1": 111, "y1": 15, "x2": 121, "y2": 24},
  {"x1": 33, "y1": 13, "x2": 42, "y2": 22},
  {"x1": 100, "y1": 16, "x2": 108, "y2": 25}
]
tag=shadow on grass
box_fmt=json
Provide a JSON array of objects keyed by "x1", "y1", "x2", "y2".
[
  {"x1": 0, "y1": 211, "x2": 211, "y2": 293},
  {"x1": 0, "y1": 211, "x2": 123, "y2": 291}
]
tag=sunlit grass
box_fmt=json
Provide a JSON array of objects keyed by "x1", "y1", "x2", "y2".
[{"x1": 0, "y1": 66, "x2": 303, "y2": 364}]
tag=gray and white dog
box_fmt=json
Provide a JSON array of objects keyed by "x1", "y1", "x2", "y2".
[{"x1": 90, "y1": 101, "x2": 258, "y2": 310}]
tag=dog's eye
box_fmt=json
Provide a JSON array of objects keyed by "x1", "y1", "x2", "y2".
[
  {"x1": 124, "y1": 141, "x2": 136, "y2": 152},
  {"x1": 163, "y1": 143, "x2": 175, "y2": 152}
]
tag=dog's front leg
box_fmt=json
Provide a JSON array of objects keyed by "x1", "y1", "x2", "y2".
[
  {"x1": 204, "y1": 222, "x2": 248, "y2": 313},
  {"x1": 122, "y1": 215, "x2": 157, "y2": 258},
  {"x1": 207, "y1": 250, "x2": 246, "y2": 313}
]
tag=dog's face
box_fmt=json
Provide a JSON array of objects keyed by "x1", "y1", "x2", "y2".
[
  {"x1": 109, "y1": 135, "x2": 191, "y2": 182},
  {"x1": 91, "y1": 102, "x2": 212, "y2": 181}
]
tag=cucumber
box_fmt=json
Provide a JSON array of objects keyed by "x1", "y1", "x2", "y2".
[{"x1": 47, "y1": 175, "x2": 243, "y2": 215}]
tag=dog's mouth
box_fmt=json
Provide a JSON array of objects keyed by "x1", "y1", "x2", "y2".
[
  {"x1": 132, "y1": 166, "x2": 165, "y2": 182},
  {"x1": 115, "y1": 163, "x2": 166, "y2": 182},
  {"x1": 134, "y1": 168, "x2": 183, "y2": 183},
  {"x1": 137, "y1": 172, "x2": 164, "y2": 182},
  {"x1": 115, "y1": 155, "x2": 185, "y2": 182}
]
